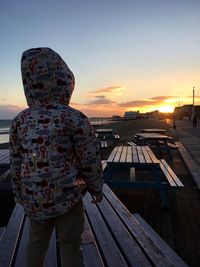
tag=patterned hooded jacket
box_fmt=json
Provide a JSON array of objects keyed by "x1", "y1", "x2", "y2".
[{"x1": 9, "y1": 47, "x2": 103, "y2": 222}]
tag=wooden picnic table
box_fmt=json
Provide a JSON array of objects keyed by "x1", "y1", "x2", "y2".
[
  {"x1": 135, "y1": 132, "x2": 174, "y2": 161},
  {"x1": 95, "y1": 128, "x2": 113, "y2": 139},
  {"x1": 141, "y1": 128, "x2": 166, "y2": 134},
  {"x1": 103, "y1": 145, "x2": 183, "y2": 208}
]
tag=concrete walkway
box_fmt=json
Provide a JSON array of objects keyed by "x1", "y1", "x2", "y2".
[{"x1": 167, "y1": 119, "x2": 200, "y2": 189}]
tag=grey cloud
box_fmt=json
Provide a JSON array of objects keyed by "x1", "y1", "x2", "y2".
[
  {"x1": 0, "y1": 105, "x2": 24, "y2": 119},
  {"x1": 90, "y1": 86, "x2": 123, "y2": 94}
]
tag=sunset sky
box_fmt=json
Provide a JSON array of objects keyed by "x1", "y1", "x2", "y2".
[{"x1": 0, "y1": 0, "x2": 200, "y2": 119}]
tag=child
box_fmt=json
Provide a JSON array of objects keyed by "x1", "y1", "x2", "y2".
[{"x1": 9, "y1": 47, "x2": 103, "y2": 267}]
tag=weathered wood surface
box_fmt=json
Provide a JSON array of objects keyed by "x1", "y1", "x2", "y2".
[
  {"x1": 141, "y1": 128, "x2": 166, "y2": 134},
  {"x1": 159, "y1": 159, "x2": 184, "y2": 187},
  {"x1": 0, "y1": 184, "x2": 188, "y2": 267},
  {"x1": 106, "y1": 145, "x2": 160, "y2": 165},
  {"x1": 176, "y1": 141, "x2": 200, "y2": 189}
]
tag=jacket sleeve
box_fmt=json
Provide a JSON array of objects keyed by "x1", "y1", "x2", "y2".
[
  {"x1": 72, "y1": 113, "x2": 103, "y2": 196},
  {"x1": 9, "y1": 117, "x2": 22, "y2": 204}
]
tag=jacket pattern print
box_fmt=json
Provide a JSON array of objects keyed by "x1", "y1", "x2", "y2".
[{"x1": 9, "y1": 47, "x2": 103, "y2": 222}]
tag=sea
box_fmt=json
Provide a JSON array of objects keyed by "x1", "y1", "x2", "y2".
[{"x1": 0, "y1": 120, "x2": 11, "y2": 144}]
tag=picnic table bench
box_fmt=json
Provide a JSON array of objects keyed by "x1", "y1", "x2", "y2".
[
  {"x1": 103, "y1": 146, "x2": 184, "y2": 208},
  {"x1": 96, "y1": 128, "x2": 113, "y2": 139},
  {"x1": 141, "y1": 128, "x2": 166, "y2": 134},
  {"x1": 135, "y1": 133, "x2": 174, "y2": 161},
  {"x1": 0, "y1": 184, "x2": 188, "y2": 267},
  {"x1": 100, "y1": 140, "x2": 108, "y2": 148}
]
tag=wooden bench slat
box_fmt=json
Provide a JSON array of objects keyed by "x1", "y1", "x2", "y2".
[
  {"x1": 114, "y1": 134, "x2": 120, "y2": 139},
  {"x1": 160, "y1": 159, "x2": 184, "y2": 187},
  {"x1": 107, "y1": 146, "x2": 119, "y2": 162},
  {"x1": 159, "y1": 162, "x2": 177, "y2": 187},
  {"x1": 0, "y1": 227, "x2": 5, "y2": 241},
  {"x1": 0, "y1": 204, "x2": 25, "y2": 266},
  {"x1": 141, "y1": 146, "x2": 152, "y2": 164},
  {"x1": 132, "y1": 146, "x2": 139, "y2": 163},
  {"x1": 126, "y1": 146, "x2": 133, "y2": 163},
  {"x1": 113, "y1": 146, "x2": 123, "y2": 162},
  {"x1": 120, "y1": 146, "x2": 127, "y2": 163},
  {"x1": 136, "y1": 146, "x2": 146, "y2": 163},
  {"x1": 83, "y1": 193, "x2": 128, "y2": 267},
  {"x1": 81, "y1": 216, "x2": 104, "y2": 267},
  {"x1": 145, "y1": 146, "x2": 160, "y2": 164},
  {"x1": 45, "y1": 229, "x2": 58, "y2": 267},
  {"x1": 101, "y1": 160, "x2": 107, "y2": 171},
  {"x1": 176, "y1": 141, "x2": 200, "y2": 188},
  {"x1": 133, "y1": 213, "x2": 188, "y2": 267},
  {"x1": 14, "y1": 219, "x2": 30, "y2": 267},
  {"x1": 96, "y1": 193, "x2": 152, "y2": 266},
  {"x1": 127, "y1": 141, "x2": 137, "y2": 147},
  {"x1": 102, "y1": 184, "x2": 187, "y2": 267}
]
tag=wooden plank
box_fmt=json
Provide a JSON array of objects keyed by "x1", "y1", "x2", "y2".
[
  {"x1": 83, "y1": 193, "x2": 128, "y2": 267},
  {"x1": 142, "y1": 146, "x2": 152, "y2": 164},
  {"x1": 126, "y1": 146, "x2": 133, "y2": 163},
  {"x1": 120, "y1": 146, "x2": 127, "y2": 163},
  {"x1": 132, "y1": 146, "x2": 139, "y2": 163},
  {"x1": 159, "y1": 161, "x2": 177, "y2": 187},
  {"x1": 113, "y1": 146, "x2": 123, "y2": 162},
  {"x1": 101, "y1": 160, "x2": 107, "y2": 171},
  {"x1": 45, "y1": 229, "x2": 58, "y2": 267},
  {"x1": 0, "y1": 204, "x2": 25, "y2": 266},
  {"x1": 14, "y1": 218, "x2": 58, "y2": 267},
  {"x1": 160, "y1": 160, "x2": 183, "y2": 187},
  {"x1": 0, "y1": 227, "x2": 5, "y2": 241},
  {"x1": 102, "y1": 184, "x2": 187, "y2": 267},
  {"x1": 137, "y1": 146, "x2": 145, "y2": 163},
  {"x1": 176, "y1": 141, "x2": 200, "y2": 189},
  {"x1": 127, "y1": 142, "x2": 137, "y2": 147},
  {"x1": 145, "y1": 146, "x2": 160, "y2": 164},
  {"x1": 14, "y1": 218, "x2": 29, "y2": 267},
  {"x1": 107, "y1": 146, "x2": 119, "y2": 163},
  {"x1": 81, "y1": 216, "x2": 104, "y2": 267},
  {"x1": 96, "y1": 128, "x2": 113, "y2": 133},
  {"x1": 96, "y1": 194, "x2": 152, "y2": 266},
  {"x1": 133, "y1": 213, "x2": 188, "y2": 267},
  {"x1": 2, "y1": 213, "x2": 57, "y2": 267}
]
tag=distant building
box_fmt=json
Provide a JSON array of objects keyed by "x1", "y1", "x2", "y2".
[
  {"x1": 112, "y1": 115, "x2": 121, "y2": 121},
  {"x1": 174, "y1": 105, "x2": 200, "y2": 119},
  {"x1": 123, "y1": 111, "x2": 139, "y2": 120}
]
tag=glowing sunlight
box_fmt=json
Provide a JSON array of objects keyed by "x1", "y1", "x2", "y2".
[{"x1": 158, "y1": 105, "x2": 174, "y2": 113}]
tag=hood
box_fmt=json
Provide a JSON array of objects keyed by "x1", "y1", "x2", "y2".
[{"x1": 21, "y1": 47, "x2": 75, "y2": 108}]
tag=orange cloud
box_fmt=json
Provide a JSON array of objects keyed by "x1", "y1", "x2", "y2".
[
  {"x1": 90, "y1": 86, "x2": 125, "y2": 94},
  {"x1": 88, "y1": 96, "x2": 115, "y2": 105}
]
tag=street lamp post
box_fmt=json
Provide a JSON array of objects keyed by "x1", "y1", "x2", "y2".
[{"x1": 192, "y1": 86, "x2": 195, "y2": 118}]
